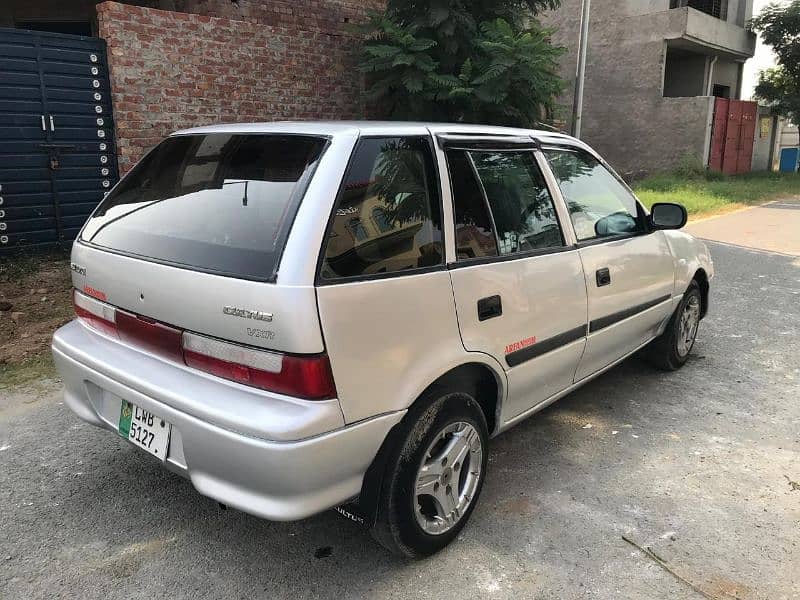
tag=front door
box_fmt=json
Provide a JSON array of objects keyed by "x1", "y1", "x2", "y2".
[
  {"x1": 442, "y1": 142, "x2": 588, "y2": 424},
  {"x1": 542, "y1": 146, "x2": 676, "y2": 381}
]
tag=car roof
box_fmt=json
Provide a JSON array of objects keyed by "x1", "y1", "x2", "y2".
[{"x1": 170, "y1": 120, "x2": 583, "y2": 146}]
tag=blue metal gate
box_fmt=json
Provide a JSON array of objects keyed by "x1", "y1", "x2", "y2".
[
  {"x1": 779, "y1": 147, "x2": 799, "y2": 173},
  {"x1": 0, "y1": 27, "x2": 119, "y2": 253}
]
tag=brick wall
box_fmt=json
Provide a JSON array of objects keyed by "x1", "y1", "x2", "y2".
[
  {"x1": 153, "y1": 0, "x2": 382, "y2": 36},
  {"x1": 96, "y1": 1, "x2": 378, "y2": 172},
  {"x1": 2, "y1": 0, "x2": 381, "y2": 35}
]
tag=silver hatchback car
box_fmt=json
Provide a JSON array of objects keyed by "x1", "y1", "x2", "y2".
[{"x1": 53, "y1": 122, "x2": 713, "y2": 556}]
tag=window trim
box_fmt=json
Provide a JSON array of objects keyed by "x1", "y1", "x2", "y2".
[
  {"x1": 446, "y1": 146, "x2": 570, "y2": 268},
  {"x1": 78, "y1": 133, "x2": 332, "y2": 284},
  {"x1": 314, "y1": 134, "x2": 447, "y2": 286},
  {"x1": 436, "y1": 133, "x2": 541, "y2": 151},
  {"x1": 464, "y1": 151, "x2": 502, "y2": 258},
  {"x1": 447, "y1": 243, "x2": 579, "y2": 270},
  {"x1": 541, "y1": 144, "x2": 651, "y2": 247}
]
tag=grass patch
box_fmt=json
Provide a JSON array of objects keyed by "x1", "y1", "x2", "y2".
[
  {"x1": 0, "y1": 354, "x2": 57, "y2": 390},
  {"x1": 633, "y1": 171, "x2": 800, "y2": 219}
]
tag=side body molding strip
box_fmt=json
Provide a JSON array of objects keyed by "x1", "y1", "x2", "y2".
[
  {"x1": 505, "y1": 325, "x2": 587, "y2": 368},
  {"x1": 589, "y1": 294, "x2": 672, "y2": 333}
]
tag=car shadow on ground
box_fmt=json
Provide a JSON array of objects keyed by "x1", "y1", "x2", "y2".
[{"x1": 51, "y1": 352, "x2": 707, "y2": 590}]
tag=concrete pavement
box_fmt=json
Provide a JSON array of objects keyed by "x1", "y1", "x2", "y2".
[
  {"x1": 2, "y1": 241, "x2": 799, "y2": 599},
  {"x1": 686, "y1": 198, "x2": 800, "y2": 256}
]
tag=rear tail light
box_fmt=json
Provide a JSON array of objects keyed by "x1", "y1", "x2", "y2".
[
  {"x1": 73, "y1": 289, "x2": 117, "y2": 337},
  {"x1": 182, "y1": 332, "x2": 337, "y2": 400},
  {"x1": 72, "y1": 289, "x2": 337, "y2": 400},
  {"x1": 116, "y1": 311, "x2": 183, "y2": 362}
]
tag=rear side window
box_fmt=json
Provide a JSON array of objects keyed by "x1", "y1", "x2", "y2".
[
  {"x1": 544, "y1": 148, "x2": 644, "y2": 242},
  {"x1": 81, "y1": 134, "x2": 327, "y2": 280},
  {"x1": 446, "y1": 150, "x2": 499, "y2": 260},
  {"x1": 466, "y1": 150, "x2": 563, "y2": 255},
  {"x1": 319, "y1": 137, "x2": 443, "y2": 280}
]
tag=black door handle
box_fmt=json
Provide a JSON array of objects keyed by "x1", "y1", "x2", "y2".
[
  {"x1": 478, "y1": 295, "x2": 502, "y2": 321},
  {"x1": 596, "y1": 268, "x2": 611, "y2": 287}
]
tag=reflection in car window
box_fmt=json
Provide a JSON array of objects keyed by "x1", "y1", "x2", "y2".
[
  {"x1": 446, "y1": 150, "x2": 498, "y2": 260},
  {"x1": 81, "y1": 134, "x2": 327, "y2": 279},
  {"x1": 469, "y1": 151, "x2": 563, "y2": 255},
  {"x1": 372, "y1": 207, "x2": 393, "y2": 233},
  {"x1": 544, "y1": 148, "x2": 643, "y2": 241},
  {"x1": 320, "y1": 137, "x2": 443, "y2": 279}
]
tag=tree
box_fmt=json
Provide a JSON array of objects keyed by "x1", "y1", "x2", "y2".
[
  {"x1": 751, "y1": 1, "x2": 800, "y2": 123},
  {"x1": 357, "y1": 1, "x2": 564, "y2": 127}
]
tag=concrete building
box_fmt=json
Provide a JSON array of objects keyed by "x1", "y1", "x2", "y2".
[{"x1": 543, "y1": 0, "x2": 757, "y2": 176}]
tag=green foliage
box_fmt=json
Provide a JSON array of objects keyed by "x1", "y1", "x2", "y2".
[
  {"x1": 673, "y1": 152, "x2": 710, "y2": 179},
  {"x1": 634, "y1": 171, "x2": 800, "y2": 217},
  {"x1": 751, "y1": 1, "x2": 800, "y2": 123},
  {"x1": 357, "y1": 1, "x2": 565, "y2": 126}
]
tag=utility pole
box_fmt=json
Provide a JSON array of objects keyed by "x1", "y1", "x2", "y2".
[{"x1": 571, "y1": 0, "x2": 591, "y2": 138}]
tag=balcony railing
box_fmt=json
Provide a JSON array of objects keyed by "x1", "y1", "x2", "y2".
[{"x1": 670, "y1": 0, "x2": 728, "y2": 20}]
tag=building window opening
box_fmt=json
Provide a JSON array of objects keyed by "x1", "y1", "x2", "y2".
[
  {"x1": 663, "y1": 48, "x2": 707, "y2": 97},
  {"x1": 712, "y1": 84, "x2": 731, "y2": 99}
]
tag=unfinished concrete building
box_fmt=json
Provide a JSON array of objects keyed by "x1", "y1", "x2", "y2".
[{"x1": 543, "y1": 0, "x2": 757, "y2": 176}]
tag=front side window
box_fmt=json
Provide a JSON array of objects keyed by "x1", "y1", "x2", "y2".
[
  {"x1": 544, "y1": 148, "x2": 644, "y2": 242},
  {"x1": 469, "y1": 150, "x2": 564, "y2": 255},
  {"x1": 320, "y1": 137, "x2": 443, "y2": 280},
  {"x1": 81, "y1": 134, "x2": 327, "y2": 279}
]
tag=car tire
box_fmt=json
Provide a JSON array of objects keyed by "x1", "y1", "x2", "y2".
[
  {"x1": 370, "y1": 389, "x2": 489, "y2": 558},
  {"x1": 645, "y1": 280, "x2": 703, "y2": 371}
]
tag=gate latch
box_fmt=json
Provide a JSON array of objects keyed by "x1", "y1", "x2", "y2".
[{"x1": 40, "y1": 143, "x2": 77, "y2": 171}]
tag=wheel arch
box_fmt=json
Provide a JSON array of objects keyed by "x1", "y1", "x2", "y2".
[
  {"x1": 344, "y1": 359, "x2": 505, "y2": 528},
  {"x1": 693, "y1": 268, "x2": 710, "y2": 318}
]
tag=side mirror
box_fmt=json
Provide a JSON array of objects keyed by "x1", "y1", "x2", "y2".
[{"x1": 650, "y1": 202, "x2": 687, "y2": 230}]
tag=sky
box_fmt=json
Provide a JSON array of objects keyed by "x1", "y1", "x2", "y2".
[{"x1": 741, "y1": 0, "x2": 791, "y2": 100}]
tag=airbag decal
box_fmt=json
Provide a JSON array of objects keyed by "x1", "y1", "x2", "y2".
[{"x1": 505, "y1": 325, "x2": 586, "y2": 368}]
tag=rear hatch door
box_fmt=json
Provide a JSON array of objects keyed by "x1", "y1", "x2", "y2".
[{"x1": 73, "y1": 132, "x2": 329, "y2": 353}]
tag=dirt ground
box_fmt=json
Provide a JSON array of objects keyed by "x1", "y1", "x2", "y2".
[{"x1": 0, "y1": 255, "x2": 73, "y2": 367}]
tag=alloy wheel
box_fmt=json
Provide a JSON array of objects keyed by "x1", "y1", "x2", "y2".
[
  {"x1": 677, "y1": 294, "x2": 701, "y2": 357},
  {"x1": 413, "y1": 421, "x2": 483, "y2": 535}
]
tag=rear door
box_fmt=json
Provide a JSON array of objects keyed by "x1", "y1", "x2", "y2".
[
  {"x1": 441, "y1": 137, "x2": 588, "y2": 424},
  {"x1": 314, "y1": 134, "x2": 464, "y2": 424},
  {"x1": 542, "y1": 146, "x2": 675, "y2": 381}
]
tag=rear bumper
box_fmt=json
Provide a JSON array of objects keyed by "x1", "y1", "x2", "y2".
[{"x1": 52, "y1": 320, "x2": 405, "y2": 521}]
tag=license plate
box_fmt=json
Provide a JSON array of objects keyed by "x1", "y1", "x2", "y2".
[{"x1": 118, "y1": 400, "x2": 171, "y2": 460}]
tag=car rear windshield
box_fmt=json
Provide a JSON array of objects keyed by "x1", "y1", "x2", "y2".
[{"x1": 81, "y1": 134, "x2": 328, "y2": 280}]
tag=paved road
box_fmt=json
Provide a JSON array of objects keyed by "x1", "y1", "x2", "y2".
[
  {"x1": 687, "y1": 198, "x2": 800, "y2": 256},
  {"x1": 2, "y1": 242, "x2": 799, "y2": 600}
]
